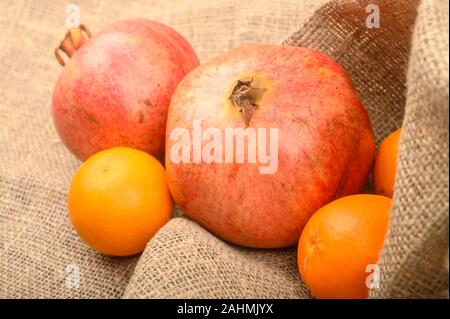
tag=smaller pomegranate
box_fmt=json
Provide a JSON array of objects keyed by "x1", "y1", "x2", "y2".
[{"x1": 52, "y1": 19, "x2": 199, "y2": 161}]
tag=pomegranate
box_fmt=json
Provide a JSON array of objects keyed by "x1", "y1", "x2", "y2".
[
  {"x1": 52, "y1": 19, "x2": 199, "y2": 161},
  {"x1": 165, "y1": 44, "x2": 375, "y2": 248}
]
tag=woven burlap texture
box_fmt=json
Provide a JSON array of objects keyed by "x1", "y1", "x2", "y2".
[
  {"x1": 1, "y1": 0, "x2": 448, "y2": 298},
  {"x1": 371, "y1": 0, "x2": 449, "y2": 298}
]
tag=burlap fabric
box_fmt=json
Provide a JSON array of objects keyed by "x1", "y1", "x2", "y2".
[{"x1": 0, "y1": 0, "x2": 448, "y2": 298}]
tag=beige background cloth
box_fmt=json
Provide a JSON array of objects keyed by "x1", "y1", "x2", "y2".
[{"x1": 0, "y1": 0, "x2": 448, "y2": 298}]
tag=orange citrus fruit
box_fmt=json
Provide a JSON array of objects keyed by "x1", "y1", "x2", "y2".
[
  {"x1": 373, "y1": 128, "x2": 401, "y2": 197},
  {"x1": 68, "y1": 147, "x2": 173, "y2": 256},
  {"x1": 297, "y1": 194, "x2": 391, "y2": 299}
]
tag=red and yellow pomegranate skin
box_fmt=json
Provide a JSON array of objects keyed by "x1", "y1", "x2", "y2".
[
  {"x1": 166, "y1": 44, "x2": 375, "y2": 248},
  {"x1": 52, "y1": 19, "x2": 199, "y2": 161}
]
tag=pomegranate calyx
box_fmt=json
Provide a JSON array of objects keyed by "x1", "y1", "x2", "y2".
[
  {"x1": 230, "y1": 77, "x2": 266, "y2": 127},
  {"x1": 54, "y1": 24, "x2": 91, "y2": 67}
]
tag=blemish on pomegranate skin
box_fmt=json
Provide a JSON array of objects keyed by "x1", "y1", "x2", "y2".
[
  {"x1": 228, "y1": 165, "x2": 240, "y2": 180},
  {"x1": 143, "y1": 98, "x2": 156, "y2": 108},
  {"x1": 138, "y1": 111, "x2": 145, "y2": 123},
  {"x1": 84, "y1": 110, "x2": 101, "y2": 127}
]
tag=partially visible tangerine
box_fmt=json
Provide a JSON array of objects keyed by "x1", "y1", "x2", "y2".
[
  {"x1": 298, "y1": 194, "x2": 391, "y2": 299},
  {"x1": 374, "y1": 128, "x2": 402, "y2": 198}
]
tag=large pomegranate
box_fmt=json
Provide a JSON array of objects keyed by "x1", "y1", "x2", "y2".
[
  {"x1": 165, "y1": 44, "x2": 375, "y2": 248},
  {"x1": 52, "y1": 19, "x2": 199, "y2": 161}
]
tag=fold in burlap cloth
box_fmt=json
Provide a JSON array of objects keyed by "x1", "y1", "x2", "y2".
[{"x1": 0, "y1": 0, "x2": 448, "y2": 298}]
